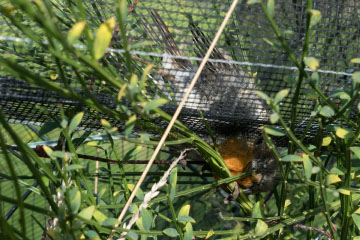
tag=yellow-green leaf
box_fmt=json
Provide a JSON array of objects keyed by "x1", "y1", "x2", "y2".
[
  {"x1": 319, "y1": 106, "x2": 334, "y2": 117},
  {"x1": 79, "y1": 206, "x2": 95, "y2": 220},
  {"x1": 69, "y1": 112, "x2": 84, "y2": 133},
  {"x1": 322, "y1": 136, "x2": 332, "y2": 146},
  {"x1": 178, "y1": 204, "x2": 190, "y2": 218},
  {"x1": 336, "y1": 127, "x2": 352, "y2": 139},
  {"x1": 352, "y1": 72, "x2": 360, "y2": 84},
  {"x1": 255, "y1": 219, "x2": 268, "y2": 237},
  {"x1": 351, "y1": 146, "x2": 360, "y2": 158},
  {"x1": 351, "y1": 58, "x2": 360, "y2": 64},
  {"x1": 274, "y1": 89, "x2": 290, "y2": 104},
  {"x1": 68, "y1": 21, "x2": 86, "y2": 44},
  {"x1": 302, "y1": 154, "x2": 312, "y2": 179},
  {"x1": 304, "y1": 57, "x2": 320, "y2": 71},
  {"x1": 309, "y1": 9, "x2": 322, "y2": 28},
  {"x1": 205, "y1": 229, "x2": 214, "y2": 239},
  {"x1": 338, "y1": 188, "x2": 351, "y2": 195},
  {"x1": 326, "y1": 174, "x2": 341, "y2": 185},
  {"x1": 93, "y1": 18, "x2": 116, "y2": 60},
  {"x1": 247, "y1": 0, "x2": 260, "y2": 4},
  {"x1": 264, "y1": 126, "x2": 285, "y2": 136},
  {"x1": 270, "y1": 113, "x2": 279, "y2": 124},
  {"x1": 93, "y1": 210, "x2": 108, "y2": 223},
  {"x1": 267, "y1": 0, "x2": 275, "y2": 17}
]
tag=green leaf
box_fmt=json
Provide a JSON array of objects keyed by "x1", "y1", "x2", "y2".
[
  {"x1": 126, "y1": 232, "x2": 138, "y2": 240},
  {"x1": 352, "y1": 72, "x2": 360, "y2": 84},
  {"x1": 67, "y1": 21, "x2": 86, "y2": 44},
  {"x1": 124, "y1": 115, "x2": 136, "y2": 136},
  {"x1": 205, "y1": 230, "x2": 214, "y2": 239},
  {"x1": 93, "y1": 210, "x2": 107, "y2": 223},
  {"x1": 69, "y1": 112, "x2": 84, "y2": 133},
  {"x1": 169, "y1": 167, "x2": 177, "y2": 201},
  {"x1": 338, "y1": 187, "x2": 351, "y2": 195},
  {"x1": 38, "y1": 121, "x2": 58, "y2": 136},
  {"x1": 140, "y1": 207, "x2": 152, "y2": 231},
  {"x1": 78, "y1": 205, "x2": 95, "y2": 220},
  {"x1": 309, "y1": 9, "x2": 322, "y2": 28},
  {"x1": 351, "y1": 58, "x2": 360, "y2": 64},
  {"x1": 143, "y1": 98, "x2": 168, "y2": 112},
  {"x1": 101, "y1": 217, "x2": 118, "y2": 227},
  {"x1": 69, "y1": 187, "x2": 81, "y2": 214},
  {"x1": 302, "y1": 154, "x2": 312, "y2": 179},
  {"x1": 319, "y1": 106, "x2": 335, "y2": 117},
  {"x1": 251, "y1": 201, "x2": 263, "y2": 218},
  {"x1": 66, "y1": 164, "x2": 84, "y2": 171},
  {"x1": 282, "y1": 154, "x2": 303, "y2": 162},
  {"x1": 353, "y1": 214, "x2": 360, "y2": 231},
  {"x1": 264, "y1": 126, "x2": 285, "y2": 136},
  {"x1": 184, "y1": 222, "x2": 193, "y2": 240},
  {"x1": 85, "y1": 230, "x2": 101, "y2": 240},
  {"x1": 326, "y1": 174, "x2": 342, "y2": 185},
  {"x1": 351, "y1": 146, "x2": 360, "y2": 158},
  {"x1": 123, "y1": 146, "x2": 143, "y2": 162},
  {"x1": 140, "y1": 64, "x2": 154, "y2": 90},
  {"x1": 322, "y1": 136, "x2": 332, "y2": 146},
  {"x1": 247, "y1": 0, "x2": 260, "y2": 4},
  {"x1": 330, "y1": 167, "x2": 346, "y2": 175},
  {"x1": 255, "y1": 91, "x2": 270, "y2": 101},
  {"x1": 93, "y1": 18, "x2": 116, "y2": 60},
  {"x1": 255, "y1": 219, "x2": 268, "y2": 237},
  {"x1": 274, "y1": 89, "x2": 289, "y2": 104},
  {"x1": 163, "y1": 228, "x2": 179, "y2": 237},
  {"x1": 270, "y1": 113, "x2": 279, "y2": 124},
  {"x1": 43, "y1": 146, "x2": 54, "y2": 160},
  {"x1": 178, "y1": 204, "x2": 190, "y2": 218},
  {"x1": 178, "y1": 215, "x2": 196, "y2": 224},
  {"x1": 304, "y1": 57, "x2": 320, "y2": 71},
  {"x1": 267, "y1": 0, "x2": 275, "y2": 17},
  {"x1": 336, "y1": 127, "x2": 353, "y2": 139}
]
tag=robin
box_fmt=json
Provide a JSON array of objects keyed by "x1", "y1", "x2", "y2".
[{"x1": 217, "y1": 136, "x2": 277, "y2": 194}]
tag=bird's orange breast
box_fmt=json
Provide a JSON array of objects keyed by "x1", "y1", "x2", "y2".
[{"x1": 218, "y1": 137, "x2": 254, "y2": 188}]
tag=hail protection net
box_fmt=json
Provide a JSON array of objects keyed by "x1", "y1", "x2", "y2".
[{"x1": 0, "y1": 0, "x2": 359, "y2": 137}]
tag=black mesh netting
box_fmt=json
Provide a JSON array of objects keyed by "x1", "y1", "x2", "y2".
[{"x1": 0, "y1": 0, "x2": 359, "y2": 138}]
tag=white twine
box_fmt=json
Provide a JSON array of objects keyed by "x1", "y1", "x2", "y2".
[
  {"x1": 0, "y1": 35, "x2": 353, "y2": 76},
  {"x1": 117, "y1": 149, "x2": 191, "y2": 240}
]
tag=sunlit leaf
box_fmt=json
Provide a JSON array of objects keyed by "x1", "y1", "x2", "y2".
[
  {"x1": 69, "y1": 112, "x2": 84, "y2": 133},
  {"x1": 255, "y1": 219, "x2": 268, "y2": 237},
  {"x1": 304, "y1": 57, "x2": 320, "y2": 71},
  {"x1": 353, "y1": 214, "x2": 360, "y2": 231},
  {"x1": 330, "y1": 166, "x2": 346, "y2": 175},
  {"x1": 247, "y1": 0, "x2": 260, "y2": 4},
  {"x1": 127, "y1": 183, "x2": 144, "y2": 201},
  {"x1": 336, "y1": 127, "x2": 353, "y2": 139},
  {"x1": 309, "y1": 9, "x2": 322, "y2": 28},
  {"x1": 326, "y1": 174, "x2": 342, "y2": 184},
  {"x1": 270, "y1": 113, "x2": 279, "y2": 124},
  {"x1": 93, "y1": 18, "x2": 116, "y2": 60},
  {"x1": 66, "y1": 164, "x2": 83, "y2": 171},
  {"x1": 352, "y1": 71, "x2": 360, "y2": 84},
  {"x1": 178, "y1": 204, "x2": 190, "y2": 218},
  {"x1": 205, "y1": 229, "x2": 214, "y2": 239},
  {"x1": 351, "y1": 58, "x2": 360, "y2": 64},
  {"x1": 274, "y1": 89, "x2": 290, "y2": 104},
  {"x1": 78, "y1": 205, "x2": 95, "y2": 220},
  {"x1": 319, "y1": 106, "x2": 334, "y2": 117},
  {"x1": 93, "y1": 210, "x2": 107, "y2": 223},
  {"x1": 322, "y1": 136, "x2": 332, "y2": 146},
  {"x1": 68, "y1": 21, "x2": 86, "y2": 44},
  {"x1": 252, "y1": 201, "x2": 263, "y2": 218},
  {"x1": 338, "y1": 188, "x2": 351, "y2": 195}
]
